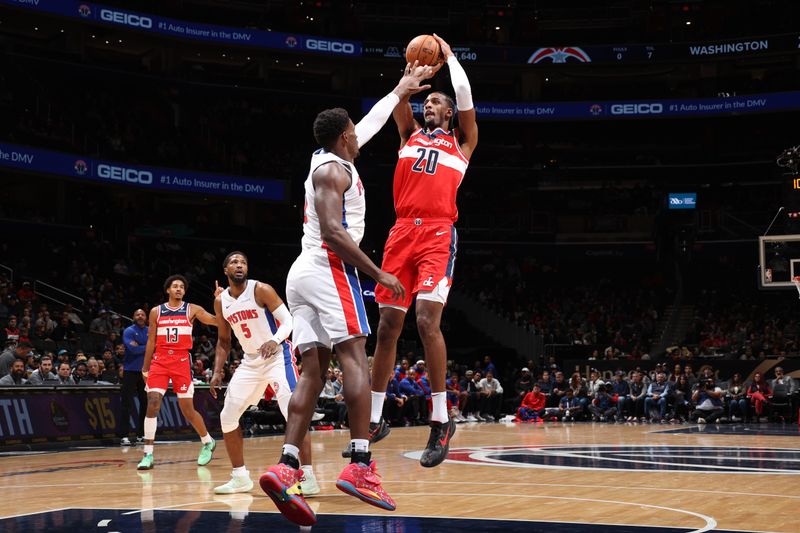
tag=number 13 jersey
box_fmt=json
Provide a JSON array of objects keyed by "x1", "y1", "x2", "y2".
[
  {"x1": 393, "y1": 128, "x2": 469, "y2": 222},
  {"x1": 155, "y1": 302, "x2": 193, "y2": 354}
]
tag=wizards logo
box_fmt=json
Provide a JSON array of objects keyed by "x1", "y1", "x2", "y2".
[{"x1": 528, "y1": 47, "x2": 592, "y2": 64}]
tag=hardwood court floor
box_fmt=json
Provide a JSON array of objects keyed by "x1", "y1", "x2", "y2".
[{"x1": 1, "y1": 422, "x2": 798, "y2": 532}]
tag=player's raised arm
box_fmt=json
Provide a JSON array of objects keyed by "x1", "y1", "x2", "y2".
[
  {"x1": 393, "y1": 63, "x2": 427, "y2": 148},
  {"x1": 433, "y1": 33, "x2": 478, "y2": 158},
  {"x1": 209, "y1": 296, "x2": 230, "y2": 398},
  {"x1": 190, "y1": 303, "x2": 217, "y2": 326},
  {"x1": 254, "y1": 282, "x2": 293, "y2": 359},
  {"x1": 141, "y1": 307, "x2": 159, "y2": 377},
  {"x1": 354, "y1": 61, "x2": 440, "y2": 149},
  {"x1": 314, "y1": 162, "x2": 406, "y2": 302}
]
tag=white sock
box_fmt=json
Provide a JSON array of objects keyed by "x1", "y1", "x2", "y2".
[
  {"x1": 431, "y1": 391, "x2": 448, "y2": 423},
  {"x1": 200, "y1": 433, "x2": 213, "y2": 444},
  {"x1": 232, "y1": 466, "x2": 248, "y2": 477},
  {"x1": 282, "y1": 443, "x2": 300, "y2": 460},
  {"x1": 300, "y1": 464, "x2": 315, "y2": 478},
  {"x1": 370, "y1": 391, "x2": 386, "y2": 424},
  {"x1": 143, "y1": 444, "x2": 154, "y2": 454},
  {"x1": 144, "y1": 417, "x2": 157, "y2": 441},
  {"x1": 351, "y1": 438, "x2": 369, "y2": 453}
]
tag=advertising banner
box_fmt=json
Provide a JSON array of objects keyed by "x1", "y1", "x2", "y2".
[
  {"x1": 363, "y1": 91, "x2": 800, "y2": 122},
  {"x1": 0, "y1": 142, "x2": 286, "y2": 202},
  {"x1": 0, "y1": 386, "x2": 221, "y2": 446}
]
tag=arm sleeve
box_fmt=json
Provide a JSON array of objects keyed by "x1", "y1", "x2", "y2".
[
  {"x1": 354, "y1": 92, "x2": 401, "y2": 148},
  {"x1": 447, "y1": 56, "x2": 473, "y2": 111},
  {"x1": 123, "y1": 328, "x2": 146, "y2": 356},
  {"x1": 269, "y1": 304, "x2": 293, "y2": 344}
]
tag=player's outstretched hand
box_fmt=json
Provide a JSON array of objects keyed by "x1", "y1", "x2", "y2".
[
  {"x1": 377, "y1": 271, "x2": 406, "y2": 303},
  {"x1": 432, "y1": 33, "x2": 453, "y2": 60},
  {"x1": 396, "y1": 60, "x2": 440, "y2": 98},
  {"x1": 258, "y1": 340, "x2": 281, "y2": 359},
  {"x1": 213, "y1": 280, "x2": 224, "y2": 298},
  {"x1": 209, "y1": 372, "x2": 223, "y2": 399}
]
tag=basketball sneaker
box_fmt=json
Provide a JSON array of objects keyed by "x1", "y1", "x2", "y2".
[
  {"x1": 341, "y1": 418, "x2": 391, "y2": 457},
  {"x1": 197, "y1": 438, "x2": 216, "y2": 466},
  {"x1": 259, "y1": 463, "x2": 316, "y2": 526},
  {"x1": 335, "y1": 460, "x2": 396, "y2": 511},
  {"x1": 214, "y1": 472, "x2": 254, "y2": 494},
  {"x1": 120, "y1": 437, "x2": 132, "y2": 446},
  {"x1": 419, "y1": 418, "x2": 456, "y2": 468},
  {"x1": 137, "y1": 453, "x2": 154, "y2": 470},
  {"x1": 299, "y1": 467, "x2": 321, "y2": 497}
]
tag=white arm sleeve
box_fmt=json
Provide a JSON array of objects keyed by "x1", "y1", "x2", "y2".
[
  {"x1": 447, "y1": 56, "x2": 473, "y2": 111},
  {"x1": 354, "y1": 92, "x2": 401, "y2": 148},
  {"x1": 268, "y1": 304, "x2": 293, "y2": 344}
]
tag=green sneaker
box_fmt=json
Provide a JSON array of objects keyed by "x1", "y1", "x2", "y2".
[
  {"x1": 198, "y1": 438, "x2": 216, "y2": 466},
  {"x1": 137, "y1": 453, "x2": 154, "y2": 470}
]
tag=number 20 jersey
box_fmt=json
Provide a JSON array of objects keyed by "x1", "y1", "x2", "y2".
[{"x1": 393, "y1": 127, "x2": 469, "y2": 222}]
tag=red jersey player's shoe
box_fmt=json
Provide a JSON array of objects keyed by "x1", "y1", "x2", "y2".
[
  {"x1": 419, "y1": 418, "x2": 457, "y2": 468},
  {"x1": 259, "y1": 463, "x2": 316, "y2": 526},
  {"x1": 335, "y1": 461, "x2": 396, "y2": 511}
]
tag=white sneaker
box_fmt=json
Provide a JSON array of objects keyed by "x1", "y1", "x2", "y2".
[
  {"x1": 300, "y1": 468, "x2": 320, "y2": 497},
  {"x1": 465, "y1": 414, "x2": 477, "y2": 422},
  {"x1": 214, "y1": 474, "x2": 254, "y2": 494},
  {"x1": 697, "y1": 417, "x2": 707, "y2": 424},
  {"x1": 311, "y1": 411, "x2": 325, "y2": 422},
  {"x1": 474, "y1": 414, "x2": 485, "y2": 422},
  {"x1": 120, "y1": 437, "x2": 132, "y2": 446}
]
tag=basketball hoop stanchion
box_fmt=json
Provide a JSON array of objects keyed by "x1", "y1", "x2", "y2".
[{"x1": 793, "y1": 277, "x2": 800, "y2": 299}]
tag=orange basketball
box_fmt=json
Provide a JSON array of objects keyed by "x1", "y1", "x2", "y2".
[{"x1": 405, "y1": 35, "x2": 441, "y2": 66}]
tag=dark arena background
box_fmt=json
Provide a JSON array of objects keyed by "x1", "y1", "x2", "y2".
[{"x1": 0, "y1": 1, "x2": 799, "y2": 531}]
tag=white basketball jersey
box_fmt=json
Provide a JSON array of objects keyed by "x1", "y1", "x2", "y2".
[
  {"x1": 221, "y1": 279, "x2": 282, "y2": 355},
  {"x1": 301, "y1": 149, "x2": 366, "y2": 252}
]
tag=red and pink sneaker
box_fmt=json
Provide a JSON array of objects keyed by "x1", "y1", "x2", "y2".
[
  {"x1": 335, "y1": 461, "x2": 396, "y2": 511},
  {"x1": 259, "y1": 463, "x2": 316, "y2": 526}
]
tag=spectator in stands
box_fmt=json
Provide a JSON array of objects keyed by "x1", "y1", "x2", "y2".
[
  {"x1": 120, "y1": 307, "x2": 148, "y2": 444},
  {"x1": 550, "y1": 371, "x2": 570, "y2": 407},
  {"x1": 478, "y1": 370, "x2": 504, "y2": 421},
  {"x1": 589, "y1": 384, "x2": 616, "y2": 422},
  {"x1": 446, "y1": 372, "x2": 467, "y2": 422},
  {"x1": 51, "y1": 316, "x2": 77, "y2": 343},
  {"x1": 559, "y1": 388, "x2": 584, "y2": 421},
  {"x1": 383, "y1": 371, "x2": 406, "y2": 427},
  {"x1": 587, "y1": 369, "x2": 604, "y2": 401},
  {"x1": 62, "y1": 303, "x2": 83, "y2": 326},
  {"x1": 84, "y1": 358, "x2": 102, "y2": 383},
  {"x1": 320, "y1": 368, "x2": 347, "y2": 428},
  {"x1": 683, "y1": 364, "x2": 698, "y2": 389},
  {"x1": 16, "y1": 282, "x2": 34, "y2": 303},
  {"x1": 72, "y1": 361, "x2": 88, "y2": 383},
  {"x1": 3, "y1": 315, "x2": 19, "y2": 343},
  {"x1": 645, "y1": 371, "x2": 670, "y2": 423},
  {"x1": 35, "y1": 310, "x2": 56, "y2": 336},
  {"x1": 747, "y1": 372, "x2": 771, "y2": 422},
  {"x1": 690, "y1": 378, "x2": 725, "y2": 424},
  {"x1": 627, "y1": 371, "x2": 646, "y2": 421},
  {"x1": 771, "y1": 367, "x2": 796, "y2": 394},
  {"x1": 0, "y1": 359, "x2": 28, "y2": 385},
  {"x1": 415, "y1": 360, "x2": 427, "y2": 379},
  {"x1": 463, "y1": 370, "x2": 484, "y2": 421},
  {"x1": 399, "y1": 367, "x2": 427, "y2": 425},
  {"x1": 55, "y1": 361, "x2": 75, "y2": 385},
  {"x1": 0, "y1": 340, "x2": 34, "y2": 377},
  {"x1": 483, "y1": 355, "x2": 497, "y2": 377},
  {"x1": 394, "y1": 358, "x2": 410, "y2": 381},
  {"x1": 194, "y1": 334, "x2": 215, "y2": 360},
  {"x1": 514, "y1": 367, "x2": 533, "y2": 406},
  {"x1": 611, "y1": 371, "x2": 630, "y2": 420},
  {"x1": 668, "y1": 364, "x2": 682, "y2": 384},
  {"x1": 536, "y1": 369, "x2": 553, "y2": 395},
  {"x1": 28, "y1": 355, "x2": 56, "y2": 384},
  {"x1": 671, "y1": 374, "x2": 692, "y2": 422},
  {"x1": 569, "y1": 372, "x2": 589, "y2": 410},
  {"x1": 517, "y1": 383, "x2": 546, "y2": 422},
  {"x1": 101, "y1": 360, "x2": 119, "y2": 384},
  {"x1": 192, "y1": 359, "x2": 208, "y2": 383},
  {"x1": 726, "y1": 372, "x2": 748, "y2": 422}
]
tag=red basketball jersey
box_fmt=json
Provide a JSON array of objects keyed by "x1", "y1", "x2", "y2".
[
  {"x1": 393, "y1": 128, "x2": 469, "y2": 222},
  {"x1": 155, "y1": 302, "x2": 193, "y2": 353}
]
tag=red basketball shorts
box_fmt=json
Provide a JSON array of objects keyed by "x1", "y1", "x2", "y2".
[
  {"x1": 146, "y1": 352, "x2": 194, "y2": 398},
  {"x1": 375, "y1": 217, "x2": 458, "y2": 310}
]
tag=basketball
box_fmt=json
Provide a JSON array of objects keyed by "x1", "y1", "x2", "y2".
[{"x1": 405, "y1": 34, "x2": 441, "y2": 66}]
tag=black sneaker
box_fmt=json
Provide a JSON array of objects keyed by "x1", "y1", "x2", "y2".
[
  {"x1": 419, "y1": 418, "x2": 456, "y2": 468},
  {"x1": 341, "y1": 419, "x2": 392, "y2": 458}
]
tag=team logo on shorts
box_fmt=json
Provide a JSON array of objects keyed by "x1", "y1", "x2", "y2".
[
  {"x1": 285, "y1": 36, "x2": 298, "y2": 48},
  {"x1": 421, "y1": 275, "x2": 434, "y2": 288},
  {"x1": 180, "y1": 383, "x2": 187, "y2": 391},
  {"x1": 404, "y1": 445, "x2": 800, "y2": 474},
  {"x1": 74, "y1": 160, "x2": 88, "y2": 175},
  {"x1": 78, "y1": 4, "x2": 91, "y2": 17}
]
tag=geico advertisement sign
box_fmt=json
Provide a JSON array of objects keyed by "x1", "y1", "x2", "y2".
[
  {"x1": 100, "y1": 9, "x2": 153, "y2": 28},
  {"x1": 305, "y1": 39, "x2": 356, "y2": 55},
  {"x1": 97, "y1": 164, "x2": 153, "y2": 184},
  {"x1": 610, "y1": 103, "x2": 663, "y2": 115}
]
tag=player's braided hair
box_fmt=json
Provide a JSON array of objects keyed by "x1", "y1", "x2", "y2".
[{"x1": 313, "y1": 108, "x2": 350, "y2": 150}]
